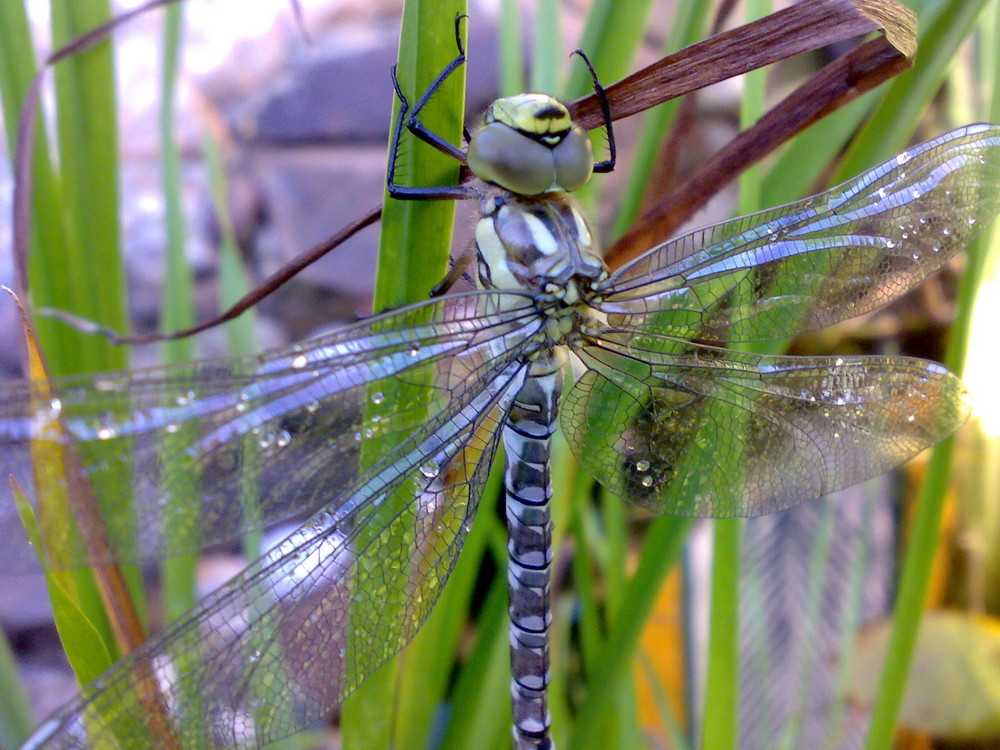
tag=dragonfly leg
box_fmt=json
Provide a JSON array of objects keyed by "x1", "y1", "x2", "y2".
[
  {"x1": 429, "y1": 247, "x2": 475, "y2": 297},
  {"x1": 570, "y1": 49, "x2": 616, "y2": 173},
  {"x1": 387, "y1": 15, "x2": 476, "y2": 200},
  {"x1": 504, "y1": 354, "x2": 564, "y2": 750}
]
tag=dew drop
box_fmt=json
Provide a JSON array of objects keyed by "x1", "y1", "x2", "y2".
[
  {"x1": 635, "y1": 459, "x2": 651, "y2": 472},
  {"x1": 640, "y1": 475, "x2": 654, "y2": 488},
  {"x1": 291, "y1": 354, "x2": 308, "y2": 369},
  {"x1": 907, "y1": 414, "x2": 916, "y2": 423},
  {"x1": 276, "y1": 430, "x2": 292, "y2": 448},
  {"x1": 97, "y1": 426, "x2": 115, "y2": 441},
  {"x1": 420, "y1": 461, "x2": 440, "y2": 479},
  {"x1": 165, "y1": 422, "x2": 179, "y2": 434},
  {"x1": 371, "y1": 392, "x2": 385, "y2": 405}
]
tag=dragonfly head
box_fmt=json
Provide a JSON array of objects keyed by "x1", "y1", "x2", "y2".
[{"x1": 467, "y1": 94, "x2": 594, "y2": 195}]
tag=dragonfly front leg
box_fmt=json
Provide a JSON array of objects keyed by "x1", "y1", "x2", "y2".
[{"x1": 504, "y1": 352, "x2": 564, "y2": 750}]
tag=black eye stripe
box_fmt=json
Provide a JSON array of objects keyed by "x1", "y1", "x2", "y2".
[{"x1": 533, "y1": 104, "x2": 566, "y2": 120}]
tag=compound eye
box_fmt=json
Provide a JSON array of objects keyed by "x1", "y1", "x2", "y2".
[
  {"x1": 467, "y1": 122, "x2": 557, "y2": 195},
  {"x1": 551, "y1": 125, "x2": 594, "y2": 192}
]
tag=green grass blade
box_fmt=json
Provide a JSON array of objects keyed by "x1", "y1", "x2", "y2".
[
  {"x1": 394, "y1": 477, "x2": 495, "y2": 750},
  {"x1": 373, "y1": 2, "x2": 466, "y2": 311},
  {"x1": 564, "y1": 0, "x2": 655, "y2": 100},
  {"x1": 760, "y1": 0, "x2": 969, "y2": 208},
  {"x1": 341, "y1": 3, "x2": 466, "y2": 748},
  {"x1": 157, "y1": 1, "x2": 199, "y2": 629},
  {"x1": 837, "y1": 0, "x2": 992, "y2": 181},
  {"x1": 700, "y1": 519, "x2": 742, "y2": 750},
  {"x1": 48, "y1": 0, "x2": 127, "y2": 376},
  {"x1": 0, "y1": 625, "x2": 35, "y2": 748},
  {"x1": 611, "y1": 1, "x2": 713, "y2": 237},
  {"x1": 2, "y1": 1, "x2": 146, "y2": 701},
  {"x1": 572, "y1": 516, "x2": 694, "y2": 750},
  {"x1": 440, "y1": 557, "x2": 513, "y2": 750},
  {"x1": 702, "y1": 4, "x2": 770, "y2": 744},
  {"x1": 0, "y1": 2, "x2": 71, "y2": 340},
  {"x1": 531, "y1": 0, "x2": 560, "y2": 95},
  {"x1": 863, "y1": 3, "x2": 1000, "y2": 745},
  {"x1": 498, "y1": 0, "x2": 523, "y2": 97}
]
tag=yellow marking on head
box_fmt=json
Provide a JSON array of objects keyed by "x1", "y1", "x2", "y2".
[{"x1": 487, "y1": 94, "x2": 572, "y2": 137}]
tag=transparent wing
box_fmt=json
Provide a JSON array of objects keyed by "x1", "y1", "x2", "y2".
[
  {"x1": 600, "y1": 124, "x2": 1000, "y2": 342},
  {"x1": 562, "y1": 330, "x2": 970, "y2": 517},
  {"x1": 0, "y1": 290, "x2": 540, "y2": 571},
  {"x1": 21, "y1": 351, "x2": 524, "y2": 749}
]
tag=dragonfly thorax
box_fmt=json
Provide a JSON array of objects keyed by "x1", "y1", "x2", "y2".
[{"x1": 475, "y1": 192, "x2": 607, "y2": 305}]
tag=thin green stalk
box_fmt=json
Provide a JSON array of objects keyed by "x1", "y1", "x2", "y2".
[
  {"x1": 760, "y1": 0, "x2": 970, "y2": 209},
  {"x1": 862, "y1": 440, "x2": 958, "y2": 749},
  {"x1": 440, "y1": 561, "x2": 515, "y2": 750},
  {"x1": 6, "y1": 0, "x2": 140, "y2": 693},
  {"x1": 48, "y1": 0, "x2": 127, "y2": 376},
  {"x1": 341, "y1": 3, "x2": 466, "y2": 748},
  {"x1": 531, "y1": 0, "x2": 560, "y2": 95},
  {"x1": 394, "y1": 474, "x2": 495, "y2": 750},
  {"x1": 498, "y1": 0, "x2": 523, "y2": 97},
  {"x1": 701, "y1": 4, "x2": 769, "y2": 745},
  {"x1": 639, "y1": 653, "x2": 691, "y2": 750},
  {"x1": 564, "y1": 0, "x2": 655, "y2": 100},
  {"x1": 571, "y1": 501, "x2": 603, "y2": 678},
  {"x1": 0, "y1": 628, "x2": 34, "y2": 748},
  {"x1": 158, "y1": 0, "x2": 199, "y2": 626},
  {"x1": 611, "y1": 0, "x2": 713, "y2": 237},
  {"x1": 572, "y1": 516, "x2": 694, "y2": 750},
  {"x1": 838, "y1": 0, "x2": 992, "y2": 180},
  {"x1": 700, "y1": 519, "x2": 742, "y2": 750}
]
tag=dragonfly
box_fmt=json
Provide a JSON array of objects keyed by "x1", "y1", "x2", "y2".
[{"x1": 3, "y1": 31, "x2": 1000, "y2": 750}]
